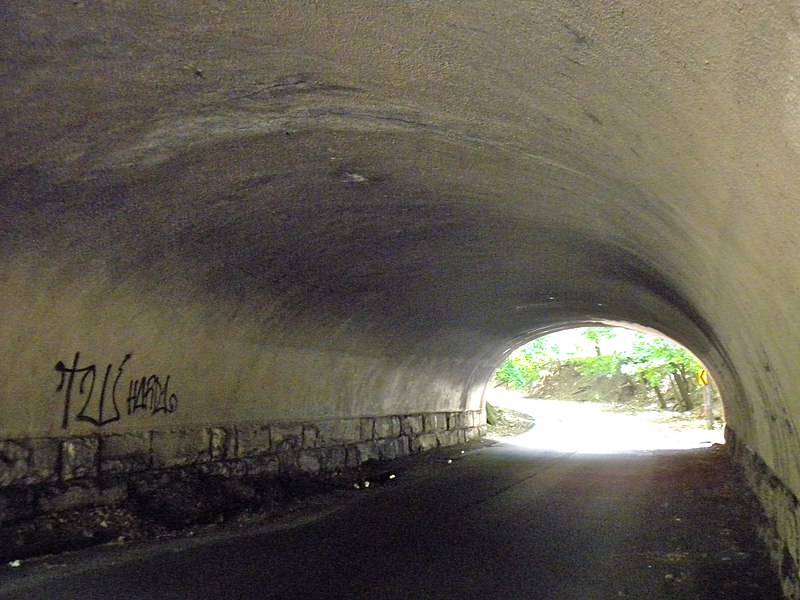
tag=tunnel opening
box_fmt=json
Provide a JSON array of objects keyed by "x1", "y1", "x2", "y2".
[{"x1": 486, "y1": 326, "x2": 725, "y2": 453}]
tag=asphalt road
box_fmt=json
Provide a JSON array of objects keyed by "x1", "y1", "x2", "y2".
[{"x1": 0, "y1": 444, "x2": 783, "y2": 599}]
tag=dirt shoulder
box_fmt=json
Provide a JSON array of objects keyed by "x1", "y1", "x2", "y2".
[{"x1": 486, "y1": 404, "x2": 535, "y2": 438}]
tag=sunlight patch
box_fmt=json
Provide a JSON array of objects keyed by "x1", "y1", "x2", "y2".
[{"x1": 488, "y1": 325, "x2": 724, "y2": 453}]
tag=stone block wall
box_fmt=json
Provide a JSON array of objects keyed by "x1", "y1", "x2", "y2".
[
  {"x1": 0, "y1": 410, "x2": 485, "y2": 525},
  {"x1": 726, "y1": 426, "x2": 800, "y2": 599}
]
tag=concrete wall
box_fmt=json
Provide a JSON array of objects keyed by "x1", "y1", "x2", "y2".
[
  {"x1": 3, "y1": 1, "x2": 800, "y2": 590},
  {"x1": 0, "y1": 411, "x2": 484, "y2": 524},
  {"x1": 728, "y1": 428, "x2": 800, "y2": 599}
]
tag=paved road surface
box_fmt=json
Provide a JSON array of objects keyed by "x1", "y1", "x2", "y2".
[
  {"x1": 486, "y1": 387, "x2": 724, "y2": 452},
  {"x1": 0, "y1": 444, "x2": 782, "y2": 599}
]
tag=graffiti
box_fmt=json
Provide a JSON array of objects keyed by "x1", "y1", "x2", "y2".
[
  {"x1": 55, "y1": 352, "x2": 178, "y2": 429},
  {"x1": 127, "y1": 374, "x2": 178, "y2": 416}
]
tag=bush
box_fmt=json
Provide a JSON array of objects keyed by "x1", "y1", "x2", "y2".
[
  {"x1": 572, "y1": 353, "x2": 622, "y2": 377},
  {"x1": 494, "y1": 350, "x2": 542, "y2": 390}
]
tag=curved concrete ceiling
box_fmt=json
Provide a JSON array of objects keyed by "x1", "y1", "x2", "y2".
[{"x1": 2, "y1": 2, "x2": 800, "y2": 486}]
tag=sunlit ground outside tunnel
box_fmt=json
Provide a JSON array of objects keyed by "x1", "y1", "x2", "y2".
[
  {"x1": 487, "y1": 388, "x2": 724, "y2": 453},
  {"x1": 487, "y1": 327, "x2": 726, "y2": 453}
]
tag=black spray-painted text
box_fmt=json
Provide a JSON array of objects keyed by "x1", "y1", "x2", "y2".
[{"x1": 55, "y1": 352, "x2": 178, "y2": 429}]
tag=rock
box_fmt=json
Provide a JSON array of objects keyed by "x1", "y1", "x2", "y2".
[
  {"x1": 151, "y1": 430, "x2": 209, "y2": 468},
  {"x1": 485, "y1": 402, "x2": 499, "y2": 426},
  {"x1": 270, "y1": 425, "x2": 303, "y2": 452},
  {"x1": 60, "y1": 438, "x2": 99, "y2": 480},
  {"x1": 0, "y1": 442, "x2": 30, "y2": 487},
  {"x1": 236, "y1": 426, "x2": 271, "y2": 457},
  {"x1": 400, "y1": 415, "x2": 424, "y2": 436},
  {"x1": 100, "y1": 433, "x2": 150, "y2": 474}
]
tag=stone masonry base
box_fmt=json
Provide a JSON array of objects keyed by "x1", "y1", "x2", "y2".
[
  {"x1": 727, "y1": 426, "x2": 800, "y2": 599},
  {"x1": 0, "y1": 411, "x2": 485, "y2": 527}
]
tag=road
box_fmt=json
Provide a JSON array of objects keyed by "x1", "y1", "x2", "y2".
[
  {"x1": 0, "y1": 442, "x2": 782, "y2": 599},
  {"x1": 486, "y1": 386, "x2": 724, "y2": 452}
]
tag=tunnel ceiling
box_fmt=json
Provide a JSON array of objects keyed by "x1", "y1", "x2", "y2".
[{"x1": 2, "y1": 2, "x2": 800, "y2": 455}]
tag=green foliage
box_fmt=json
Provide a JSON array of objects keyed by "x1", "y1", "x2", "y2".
[
  {"x1": 494, "y1": 328, "x2": 706, "y2": 413},
  {"x1": 494, "y1": 334, "x2": 568, "y2": 389},
  {"x1": 581, "y1": 327, "x2": 616, "y2": 357},
  {"x1": 572, "y1": 353, "x2": 623, "y2": 376},
  {"x1": 624, "y1": 334, "x2": 702, "y2": 386},
  {"x1": 494, "y1": 349, "x2": 543, "y2": 390}
]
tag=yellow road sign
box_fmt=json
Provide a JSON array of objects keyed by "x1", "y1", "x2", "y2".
[{"x1": 698, "y1": 369, "x2": 709, "y2": 386}]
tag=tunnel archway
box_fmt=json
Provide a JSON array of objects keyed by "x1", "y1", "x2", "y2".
[
  {"x1": 484, "y1": 324, "x2": 725, "y2": 453},
  {"x1": 3, "y1": 2, "x2": 800, "y2": 591},
  {"x1": 471, "y1": 317, "x2": 735, "y2": 429}
]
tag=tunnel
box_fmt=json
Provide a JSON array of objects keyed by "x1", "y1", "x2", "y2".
[{"x1": 2, "y1": 1, "x2": 800, "y2": 594}]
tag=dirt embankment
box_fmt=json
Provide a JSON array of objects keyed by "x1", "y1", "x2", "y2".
[
  {"x1": 530, "y1": 362, "x2": 637, "y2": 403},
  {"x1": 526, "y1": 361, "x2": 722, "y2": 423}
]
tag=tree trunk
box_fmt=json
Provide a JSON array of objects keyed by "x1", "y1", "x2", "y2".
[
  {"x1": 678, "y1": 365, "x2": 695, "y2": 394},
  {"x1": 671, "y1": 372, "x2": 693, "y2": 411},
  {"x1": 653, "y1": 385, "x2": 668, "y2": 409},
  {"x1": 669, "y1": 379, "x2": 681, "y2": 410},
  {"x1": 703, "y1": 385, "x2": 714, "y2": 429}
]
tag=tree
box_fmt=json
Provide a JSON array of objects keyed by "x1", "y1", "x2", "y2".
[
  {"x1": 581, "y1": 327, "x2": 616, "y2": 357},
  {"x1": 493, "y1": 337, "x2": 559, "y2": 390},
  {"x1": 494, "y1": 348, "x2": 543, "y2": 390},
  {"x1": 623, "y1": 334, "x2": 702, "y2": 411},
  {"x1": 494, "y1": 328, "x2": 706, "y2": 414}
]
